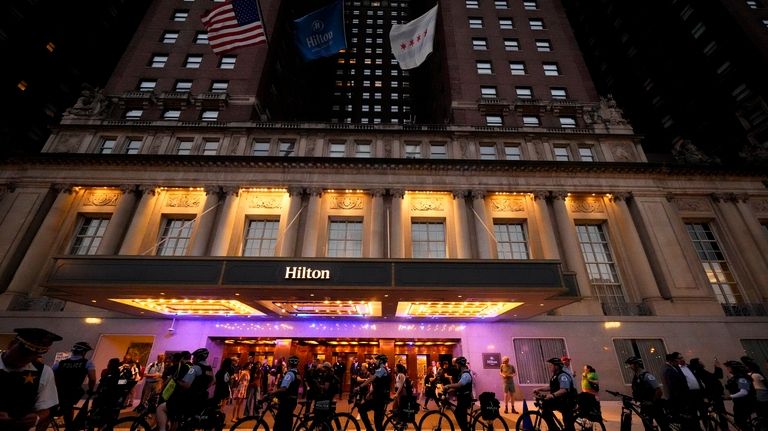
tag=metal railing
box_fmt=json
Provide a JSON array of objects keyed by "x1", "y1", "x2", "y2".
[
  {"x1": 721, "y1": 303, "x2": 768, "y2": 316},
  {"x1": 601, "y1": 302, "x2": 653, "y2": 316}
]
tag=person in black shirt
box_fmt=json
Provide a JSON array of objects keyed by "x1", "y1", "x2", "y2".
[
  {"x1": 534, "y1": 357, "x2": 577, "y2": 431},
  {"x1": 272, "y1": 356, "x2": 301, "y2": 431},
  {"x1": 53, "y1": 341, "x2": 97, "y2": 430},
  {"x1": 358, "y1": 355, "x2": 391, "y2": 431},
  {"x1": 688, "y1": 358, "x2": 726, "y2": 431},
  {"x1": 626, "y1": 356, "x2": 667, "y2": 431},
  {"x1": 444, "y1": 357, "x2": 473, "y2": 431}
]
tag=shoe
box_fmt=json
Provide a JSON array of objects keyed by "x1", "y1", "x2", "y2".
[
  {"x1": 504, "y1": 408, "x2": 508, "y2": 414},
  {"x1": 511, "y1": 410, "x2": 519, "y2": 414}
]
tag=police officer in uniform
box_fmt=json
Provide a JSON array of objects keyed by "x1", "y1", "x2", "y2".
[
  {"x1": 625, "y1": 356, "x2": 667, "y2": 431},
  {"x1": 534, "y1": 357, "x2": 577, "y2": 431},
  {"x1": 358, "y1": 354, "x2": 391, "y2": 431},
  {"x1": 157, "y1": 348, "x2": 214, "y2": 431},
  {"x1": 272, "y1": 356, "x2": 301, "y2": 431},
  {"x1": 723, "y1": 360, "x2": 756, "y2": 431},
  {"x1": 53, "y1": 341, "x2": 97, "y2": 429},
  {"x1": 444, "y1": 356, "x2": 473, "y2": 431},
  {"x1": 0, "y1": 328, "x2": 62, "y2": 431}
]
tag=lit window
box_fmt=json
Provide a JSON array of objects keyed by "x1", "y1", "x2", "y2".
[
  {"x1": 550, "y1": 87, "x2": 568, "y2": 100},
  {"x1": 494, "y1": 222, "x2": 529, "y2": 259},
  {"x1": 479, "y1": 144, "x2": 497, "y2": 160},
  {"x1": 763, "y1": 19, "x2": 768, "y2": 27},
  {"x1": 70, "y1": 217, "x2": 110, "y2": 255},
  {"x1": 243, "y1": 219, "x2": 279, "y2": 256},
  {"x1": 405, "y1": 142, "x2": 421, "y2": 158},
  {"x1": 481, "y1": 86, "x2": 498, "y2": 98},
  {"x1": 553, "y1": 146, "x2": 570, "y2": 160},
  {"x1": 355, "y1": 141, "x2": 372, "y2": 157},
  {"x1": 579, "y1": 147, "x2": 595, "y2": 161},
  {"x1": 219, "y1": 55, "x2": 237, "y2": 69},
  {"x1": 614, "y1": 339, "x2": 668, "y2": 384},
  {"x1": 163, "y1": 110, "x2": 181, "y2": 120},
  {"x1": 202, "y1": 139, "x2": 220, "y2": 155},
  {"x1": 559, "y1": 116, "x2": 577, "y2": 128},
  {"x1": 504, "y1": 38, "x2": 520, "y2": 51},
  {"x1": 125, "y1": 109, "x2": 143, "y2": 120},
  {"x1": 162, "y1": 31, "x2": 179, "y2": 44},
  {"x1": 172, "y1": 10, "x2": 189, "y2": 21},
  {"x1": 469, "y1": 17, "x2": 484, "y2": 28},
  {"x1": 486, "y1": 116, "x2": 503, "y2": 127},
  {"x1": 535, "y1": 39, "x2": 552, "y2": 51},
  {"x1": 514, "y1": 338, "x2": 567, "y2": 385},
  {"x1": 746, "y1": 0, "x2": 759, "y2": 8},
  {"x1": 472, "y1": 38, "x2": 488, "y2": 50},
  {"x1": 499, "y1": 18, "x2": 514, "y2": 29},
  {"x1": 150, "y1": 55, "x2": 168, "y2": 68},
  {"x1": 210, "y1": 81, "x2": 229, "y2": 93},
  {"x1": 509, "y1": 62, "x2": 526, "y2": 75},
  {"x1": 174, "y1": 80, "x2": 193, "y2": 92},
  {"x1": 686, "y1": 222, "x2": 747, "y2": 307},
  {"x1": 252, "y1": 140, "x2": 270, "y2": 156},
  {"x1": 157, "y1": 218, "x2": 194, "y2": 256},
  {"x1": 411, "y1": 221, "x2": 446, "y2": 258},
  {"x1": 476, "y1": 61, "x2": 493, "y2": 74},
  {"x1": 504, "y1": 145, "x2": 521, "y2": 160},
  {"x1": 523, "y1": 116, "x2": 540, "y2": 127},
  {"x1": 577, "y1": 224, "x2": 629, "y2": 314},
  {"x1": 99, "y1": 138, "x2": 117, "y2": 154},
  {"x1": 125, "y1": 138, "x2": 142, "y2": 154},
  {"x1": 194, "y1": 32, "x2": 209, "y2": 44},
  {"x1": 430, "y1": 143, "x2": 447, "y2": 159},
  {"x1": 328, "y1": 219, "x2": 363, "y2": 257},
  {"x1": 466, "y1": 0, "x2": 479, "y2": 8},
  {"x1": 138, "y1": 80, "x2": 157, "y2": 92},
  {"x1": 176, "y1": 138, "x2": 194, "y2": 154},
  {"x1": 543, "y1": 62, "x2": 560, "y2": 76},
  {"x1": 515, "y1": 87, "x2": 533, "y2": 99},
  {"x1": 523, "y1": 0, "x2": 538, "y2": 10},
  {"x1": 529, "y1": 18, "x2": 545, "y2": 30},
  {"x1": 329, "y1": 142, "x2": 346, "y2": 157},
  {"x1": 495, "y1": 0, "x2": 509, "y2": 9},
  {"x1": 185, "y1": 55, "x2": 203, "y2": 68},
  {"x1": 201, "y1": 110, "x2": 219, "y2": 121}
]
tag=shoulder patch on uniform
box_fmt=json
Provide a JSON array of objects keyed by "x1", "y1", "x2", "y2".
[{"x1": 646, "y1": 375, "x2": 656, "y2": 381}]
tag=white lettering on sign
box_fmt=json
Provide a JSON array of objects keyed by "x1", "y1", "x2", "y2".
[{"x1": 284, "y1": 266, "x2": 331, "y2": 280}]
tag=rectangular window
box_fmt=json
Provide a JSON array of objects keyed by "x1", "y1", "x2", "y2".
[
  {"x1": 172, "y1": 10, "x2": 189, "y2": 21},
  {"x1": 495, "y1": 0, "x2": 509, "y2": 8},
  {"x1": 355, "y1": 141, "x2": 372, "y2": 157},
  {"x1": 685, "y1": 223, "x2": 743, "y2": 306},
  {"x1": 70, "y1": 217, "x2": 110, "y2": 255},
  {"x1": 405, "y1": 142, "x2": 421, "y2": 158},
  {"x1": 150, "y1": 55, "x2": 168, "y2": 68},
  {"x1": 579, "y1": 147, "x2": 595, "y2": 161},
  {"x1": 504, "y1": 144, "x2": 522, "y2": 160},
  {"x1": 746, "y1": 1, "x2": 760, "y2": 8},
  {"x1": 504, "y1": 38, "x2": 520, "y2": 51},
  {"x1": 535, "y1": 39, "x2": 552, "y2": 51},
  {"x1": 219, "y1": 55, "x2": 237, "y2": 69},
  {"x1": 327, "y1": 219, "x2": 363, "y2": 257},
  {"x1": 176, "y1": 138, "x2": 194, "y2": 154},
  {"x1": 163, "y1": 110, "x2": 181, "y2": 120},
  {"x1": 466, "y1": 0, "x2": 479, "y2": 8},
  {"x1": 514, "y1": 338, "x2": 567, "y2": 385},
  {"x1": 559, "y1": 116, "x2": 577, "y2": 128},
  {"x1": 510, "y1": 62, "x2": 526, "y2": 75},
  {"x1": 543, "y1": 62, "x2": 560, "y2": 76},
  {"x1": 515, "y1": 86, "x2": 533, "y2": 99},
  {"x1": 476, "y1": 61, "x2": 493, "y2": 74},
  {"x1": 125, "y1": 109, "x2": 143, "y2": 120},
  {"x1": 553, "y1": 146, "x2": 570, "y2": 161},
  {"x1": 741, "y1": 339, "x2": 768, "y2": 369},
  {"x1": 523, "y1": 115, "x2": 540, "y2": 127},
  {"x1": 485, "y1": 116, "x2": 503, "y2": 127},
  {"x1": 138, "y1": 80, "x2": 157, "y2": 92},
  {"x1": 577, "y1": 224, "x2": 629, "y2": 314},
  {"x1": 174, "y1": 80, "x2": 193, "y2": 92},
  {"x1": 613, "y1": 339, "x2": 668, "y2": 385},
  {"x1": 329, "y1": 142, "x2": 347, "y2": 157},
  {"x1": 194, "y1": 31, "x2": 209, "y2": 44},
  {"x1": 472, "y1": 38, "x2": 488, "y2": 50},
  {"x1": 523, "y1": 0, "x2": 539, "y2": 10},
  {"x1": 202, "y1": 139, "x2": 219, "y2": 155},
  {"x1": 125, "y1": 138, "x2": 142, "y2": 154},
  {"x1": 201, "y1": 110, "x2": 219, "y2": 121},
  {"x1": 550, "y1": 87, "x2": 568, "y2": 100},
  {"x1": 495, "y1": 222, "x2": 529, "y2": 259},
  {"x1": 529, "y1": 18, "x2": 545, "y2": 30},
  {"x1": 185, "y1": 55, "x2": 203, "y2": 68},
  {"x1": 252, "y1": 140, "x2": 270, "y2": 156},
  {"x1": 479, "y1": 144, "x2": 497, "y2": 160},
  {"x1": 162, "y1": 31, "x2": 179, "y2": 44},
  {"x1": 210, "y1": 81, "x2": 229, "y2": 93},
  {"x1": 99, "y1": 138, "x2": 117, "y2": 154},
  {"x1": 499, "y1": 18, "x2": 514, "y2": 29},
  {"x1": 430, "y1": 143, "x2": 447, "y2": 159},
  {"x1": 279, "y1": 140, "x2": 295, "y2": 156},
  {"x1": 411, "y1": 221, "x2": 446, "y2": 258},
  {"x1": 469, "y1": 17, "x2": 484, "y2": 28},
  {"x1": 243, "y1": 219, "x2": 279, "y2": 256},
  {"x1": 157, "y1": 218, "x2": 194, "y2": 256},
  {"x1": 481, "y1": 86, "x2": 498, "y2": 98}
]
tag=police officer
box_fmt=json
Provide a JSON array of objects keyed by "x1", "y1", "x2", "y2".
[
  {"x1": 0, "y1": 328, "x2": 62, "y2": 431},
  {"x1": 53, "y1": 341, "x2": 97, "y2": 429},
  {"x1": 358, "y1": 354, "x2": 391, "y2": 431},
  {"x1": 444, "y1": 356, "x2": 473, "y2": 431},
  {"x1": 534, "y1": 357, "x2": 577, "y2": 431},
  {"x1": 723, "y1": 360, "x2": 756, "y2": 431},
  {"x1": 272, "y1": 356, "x2": 301, "y2": 431},
  {"x1": 157, "y1": 348, "x2": 213, "y2": 431},
  {"x1": 625, "y1": 356, "x2": 667, "y2": 431}
]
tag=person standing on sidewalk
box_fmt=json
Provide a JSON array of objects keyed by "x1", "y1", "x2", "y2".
[{"x1": 500, "y1": 356, "x2": 519, "y2": 414}]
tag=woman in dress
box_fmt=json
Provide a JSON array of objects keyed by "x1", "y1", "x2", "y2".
[{"x1": 231, "y1": 368, "x2": 250, "y2": 421}]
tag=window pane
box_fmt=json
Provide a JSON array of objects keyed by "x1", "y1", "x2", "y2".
[
  {"x1": 157, "y1": 218, "x2": 194, "y2": 256},
  {"x1": 327, "y1": 219, "x2": 363, "y2": 257},
  {"x1": 411, "y1": 221, "x2": 446, "y2": 258},
  {"x1": 613, "y1": 339, "x2": 668, "y2": 384},
  {"x1": 576, "y1": 224, "x2": 628, "y2": 310},
  {"x1": 494, "y1": 222, "x2": 529, "y2": 259},
  {"x1": 70, "y1": 217, "x2": 110, "y2": 255},
  {"x1": 243, "y1": 219, "x2": 279, "y2": 256},
  {"x1": 514, "y1": 338, "x2": 567, "y2": 385},
  {"x1": 685, "y1": 223, "x2": 743, "y2": 305}
]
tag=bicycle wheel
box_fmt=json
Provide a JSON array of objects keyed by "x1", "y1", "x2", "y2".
[
  {"x1": 418, "y1": 410, "x2": 455, "y2": 431},
  {"x1": 230, "y1": 416, "x2": 270, "y2": 431},
  {"x1": 471, "y1": 414, "x2": 510, "y2": 431},
  {"x1": 105, "y1": 416, "x2": 154, "y2": 431},
  {"x1": 515, "y1": 411, "x2": 549, "y2": 431},
  {"x1": 383, "y1": 416, "x2": 420, "y2": 431},
  {"x1": 573, "y1": 417, "x2": 606, "y2": 431},
  {"x1": 330, "y1": 413, "x2": 361, "y2": 431}
]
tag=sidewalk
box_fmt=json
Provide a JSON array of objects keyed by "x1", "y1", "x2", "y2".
[{"x1": 499, "y1": 400, "x2": 636, "y2": 431}]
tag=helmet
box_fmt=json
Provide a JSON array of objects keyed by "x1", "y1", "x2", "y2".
[
  {"x1": 375, "y1": 354, "x2": 388, "y2": 364},
  {"x1": 72, "y1": 341, "x2": 93, "y2": 352},
  {"x1": 192, "y1": 348, "x2": 209, "y2": 361},
  {"x1": 456, "y1": 356, "x2": 468, "y2": 367},
  {"x1": 625, "y1": 356, "x2": 644, "y2": 367},
  {"x1": 287, "y1": 356, "x2": 300, "y2": 367},
  {"x1": 546, "y1": 357, "x2": 564, "y2": 367}
]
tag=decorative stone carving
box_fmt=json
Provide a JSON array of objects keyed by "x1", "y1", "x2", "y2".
[
  {"x1": 749, "y1": 198, "x2": 768, "y2": 214},
  {"x1": 307, "y1": 188, "x2": 323, "y2": 197},
  {"x1": 138, "y1": 185, "x2": 159, "y2": 196},
  {"x1": 84, "y1": 190, "x2": 120, "y2": 206},
  {"x1": 674, "y1": 198, "x2": 708, "y2": 212},
  {"x1": 612, "y1": 144, "x2": 633, "y2": 162},
  {"x1": 222, "y1": 186, "x2": 240, "y2": 197},
  {"x1": 551, "y1": 191, "x2": 568, "y2": 201},
  {"x1": 610, "y1": 192, "x2": 632, "y2": 202},
  {"x1": 672, "y1": 140, "x2": 719, "y2": 165},
  {"x1": 370, "y1": 189, "x2": 386, "y2": 198},
  {"x1": 411, "y1": 198, "x2": 444, "y2": 211},
  {"x1": 452, "y1": 190, "x2": 468, "y2": 200},
  {"x1": 55, "y1": 133, "x2": 83, "y2": 153},
  {"x1": 390, "y1": 189, "x2": 405, "y2": 199},
  {"x1": 490, "y1": 197, "x2": 526, "y2": 212},
  {"x1": 63, "y1": 85, "x2": 109, "y2": 118},
  {"x1": 0, "y1": 183, "x2": 17, "y2": 194},
  {"x1": 204, "y1": 186, "x2": 221, "y2": 196},
  {"x1": 166, "y1": 192, "x2": 203, "y2": 208},
  {"x1": 596, "y1": 95, "x2": 628, "y2": 126},
  {"x1": 384, "y1": 141, "x2": 393, "y2": 158},
  {"x1": 568, "y1": 197, "x2": 605, "y2": 213},
  {"x1": 287, "y1": 186, "x2": 304, "y2": 197},
  {"x1": 53, "y1": 184, "x2": 75, "y2": 194},
  {"x1": 532, "y1": 191, "x2": 550, "y2": 201},
  {"x1": 470, "y1": 190, "x2": 486, "y2": 200},
  {"x1": 248, "y1": 195, "x2": 283, "y2": 209},
  {"x1": 331, "y1": 195, "x2": 364, "y2": 210}
]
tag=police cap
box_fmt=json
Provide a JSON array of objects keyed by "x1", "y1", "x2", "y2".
[{"x1": 15, "y1": 328, "x2": 62, "y2": 354}]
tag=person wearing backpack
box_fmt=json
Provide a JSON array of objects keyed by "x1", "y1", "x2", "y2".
[
  {"x1": 444, "y1": 357, "x2": 473, "y2": 431},
  {"x1": 53, "y1": 341, "x2": 97, "y2": 430},
  {"x1": 271, "y1": 356, "x2": 301, "y2": 431},
  {"x1": 533, "y1": 357, "x2": 577, "y2": 431},
  {"x1": 626, "y1": 356, "x2": 667, "y2": 431}
]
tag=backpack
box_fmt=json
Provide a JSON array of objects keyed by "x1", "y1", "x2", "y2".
[
  {"x1": 402, "y1": 376, "x2": 414, "y2": 397},
  {"x1": 479, "y1": 392, "x2": 500, "y2": 420}
]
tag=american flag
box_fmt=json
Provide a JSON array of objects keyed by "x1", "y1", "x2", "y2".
[{"x1": 201, "y1": 0, "x2": 266, "y2": 54}]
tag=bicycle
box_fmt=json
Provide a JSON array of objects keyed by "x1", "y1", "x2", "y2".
[
  {"x1": 293, "y1": 399, "x2": 360, "y2": 431},
  {"x1": 701, "y1": 400, "x2": 767, "y2": 431},
  {"x1": 230, "y1": 396, "x2": 309, "y2": 431},
  {"x1": 382, "y1": 395, "x2": 422, "y2": 431},
  {"x1": 604, "y1": 390, "x2": 685, "y2": 431},
  {"x1": 118, "y1": 398, "x2": 224, "y2": 431},
  {"x1": 514, "y1": 394, "x2": 604, "y2": 431},
  {"x1": 48, "y1": 392, "x2": 127, "y2": 431}
]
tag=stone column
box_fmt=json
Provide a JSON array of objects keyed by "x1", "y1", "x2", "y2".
[
  {"x1": 279, "y1": 187, "x2": 304, "y2": 257},
  {"x1": 611, "y1": 193, "x2": 663, "y2": 301},
  {"x1": 210, "y1": 187, "x2": 240, "y2": 256},
  {"x1": 550, "y1": 191, "x2": 593, "y2": 297},
  {"x1": 301, "y1": 188, "x2": 323, "y2": 257},
  {"x1": 713, "y1": 193, "x2": 768, "y2": 300},
  {"x1": 452, "y1": 190, "x2": 472, "y2": 258},
  {"x1": 369, "y1": 189, "x2": 386, "y2": 258},
  {"x1": 532, "y1": 191, "x2": 560, "y2": 259},
  {"x1": 189, "y1": 187, "x2": 221, "y2": 256},
  {"x1": 97, "y1": 185, "x2": 138, "y2": 255},
  {"x1": 734, "y1": 196, "x2": 768, "y2": 268},
  {"x1": 3, "y1": 185, "x2": 77, "y2": 300},
  {"x1": 471, "y1": 190, "x2": 493, "y2": 259},
  {"x1": 389, "y1": 189, "x2": 405, "y2": 258},
  {"x1": 119, "y1": 185, "x2": 159, "y2": 255}
]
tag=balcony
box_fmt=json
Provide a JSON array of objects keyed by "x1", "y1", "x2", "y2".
[
  {"x1": 601, "y1": 302, "x2": 653, "y2": 316},
  {"x1": 195, "y1": 92, "x2": 229, "y2": 109},
  {"x1": 722, "y1": 303, "x2": 768, "y2": 316},
  {"x1": 477, "y1": 97, "x2": 511, "y2": 113}
]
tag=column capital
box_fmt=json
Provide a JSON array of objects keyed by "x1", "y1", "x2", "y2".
[
  {"x1": 532, "y1": 191, "x2": 551, "y2": 201},
  {"x1": 137, "y1": 185, "x2": 159, "y2": 196},
  {"x1": 734, "y1": 193, "x2": 750, "y2": 203},
  {"x1": 452, "y1": 190, "x2": 468, "y2": 199},
  {"x1": 390, "y1": 189, "x2": 405, "y2": 199},
  {"x1": 610, "y1": 192, "x2": 633, "y2": 202},
  {"x1": 0, "y1": 182, "x2": 17, "y2": 194},
  {"x1": 204, "y1": 186, "x2": 221, "y2": 196},
  {"x1": 287, "y1": 186, "x2": 304, "y2": 197},
  {"x1": 551, "y1": 191, "x2": 568, "y2": 200},
  {"x1": 221, "y1": 186, "x2": 241, "y2": 197},
  {"x1": 470, "y1": 190, "x2": 486, "y2": 200},
  {"x1": 52, "y1": 183, "x2": 75, "y2": 194},
  {"x1": 119, "y1": 184, "x2": 137, "y2": 194},
  {"x1": 307, "y1": 187, "x2": 323, "y2": 197},
  {"x1": 711, "y1": 192, "x2": 738, "y2": 203},
  {"x1": 370, "y1": 188, "x2": 387, "y2": 198}
]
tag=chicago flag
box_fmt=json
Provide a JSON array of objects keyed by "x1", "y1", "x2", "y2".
[{"x1": 389, "y1": 4, "x2": 438, "y2": 70}]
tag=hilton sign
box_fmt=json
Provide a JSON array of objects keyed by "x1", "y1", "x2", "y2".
[{"x1": 284, "y1": 266, "x2": 331, "y2": 280}]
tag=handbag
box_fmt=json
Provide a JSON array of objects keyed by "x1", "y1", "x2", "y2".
[{"x1": 162, "y1": 378, "x2": 176, "y2": 400}]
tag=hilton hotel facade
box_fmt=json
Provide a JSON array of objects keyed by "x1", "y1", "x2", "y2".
[{"x1": 1, "y1": 0, "x2": 767, "y2": 397}]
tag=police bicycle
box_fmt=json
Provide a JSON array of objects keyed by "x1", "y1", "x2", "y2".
[
  {"x1": 293, "y1": 399, "x2": 360, "y2": 431},
  {"x1": 112, "y1": 397, "x2": 224, "y2": 431},
  {"x1": 48, "y1": 391, "x2": 129, "y2": 431},
  {"x1": 514, "y1": 394, "x2": 605, "y2": 431},
  {"x1": 229, "y1": 396, "x2": 312, "y2": 431},
  {"x1": 419, "y1": 391, "x2": 506, "y2": 431},
  {"x1": 700, "y1": 399, "x2": 767, "y2": 431},
  {"x1": 604, "y1": 390, "x2": 683, "y2": 431}
]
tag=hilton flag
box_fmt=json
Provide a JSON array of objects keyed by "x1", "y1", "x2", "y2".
[
  {"x1": 201, "y1": 0, "x2": 267, "y2": 54},
  {"x1": 389, "y1": 4, "x2": 438, "y2": 70},
  {"x1": 293, "y1": 0, "x2": 347, "y2": 61}
]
